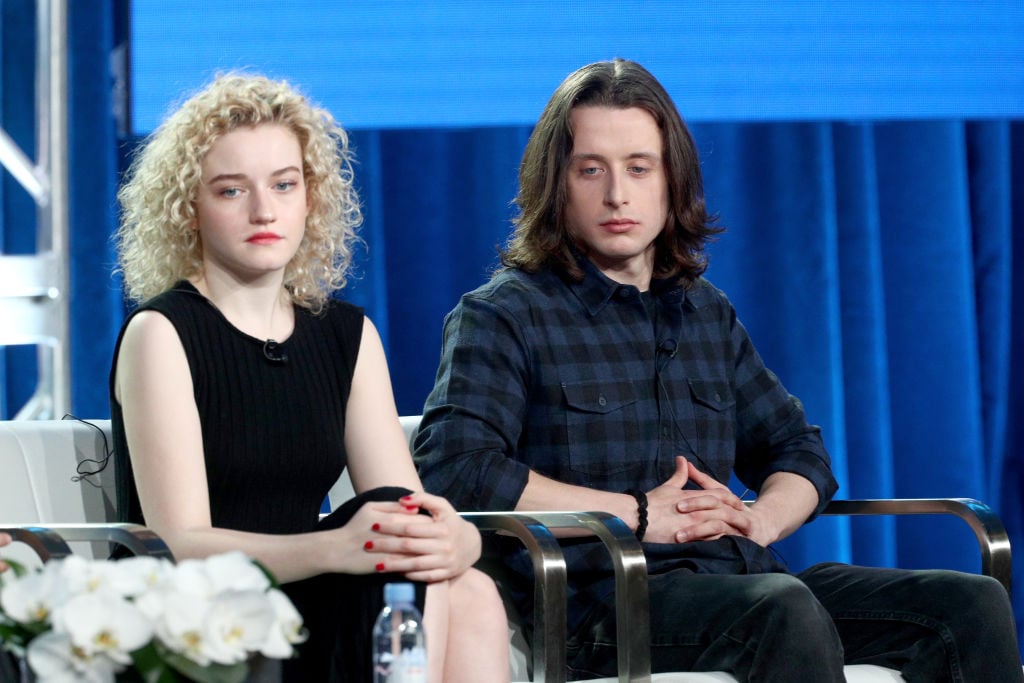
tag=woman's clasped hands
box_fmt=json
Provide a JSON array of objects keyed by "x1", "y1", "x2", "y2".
[{"x1": 349, "y1": 492, "x2": 481, "y2": 583}]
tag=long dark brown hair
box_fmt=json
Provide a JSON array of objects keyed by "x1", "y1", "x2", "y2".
[{"x1": 502, "y1": 59, "x2": 721, "y2": 284}]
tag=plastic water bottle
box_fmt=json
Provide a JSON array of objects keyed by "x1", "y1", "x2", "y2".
[{"x1": 373, "y1": 582, "x2": 427, "y2": 683}]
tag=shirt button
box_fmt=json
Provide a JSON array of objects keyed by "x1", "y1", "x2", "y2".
[
  {"x1": 598, "y1": 395, "x2": 607, "y2": 406},
  {"x1": 714, "y1": 392, "x2": 722, "y2": 402},
  {"x1": 662, "y1": 426, "x2": 670, "y2": 437}
]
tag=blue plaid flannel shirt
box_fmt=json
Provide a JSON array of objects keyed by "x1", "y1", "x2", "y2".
[{"x1": 415, "y1": 258, "x2": 838, "y2": 613}]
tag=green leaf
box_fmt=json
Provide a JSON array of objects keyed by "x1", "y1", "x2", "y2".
[
  {"x1": 167, "y1": 654, "x2": 249, "y2": 683},
  {"x1": 0, "y1": 623, "x2": 28, "y2": 657},
  {"x1": 249, "y1": 559, "x2": 280, "y2": 589},
  {"x1": 0, "y1": 617, "x2": 49, "y2": 643},
  {"x1": 127, "y1": 644, "x2": 254, "y2": 683},
  {"x1": 131, "y1": 643, "x2": 180, "y2": 683},
  {"x1": 0, "y1": 557, "x2": 28, "y2": 580}
]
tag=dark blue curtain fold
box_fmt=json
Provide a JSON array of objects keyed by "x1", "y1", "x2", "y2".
[
  {"x1": 1008, "y1": 121, "x2": 1024, "y2": 654},
  {"x1": 342, "y1": 119, "x2": 1024, "y2": 647},
  {"x1": 3, "y1": 0, "x2": 1024, "y2": 654}
]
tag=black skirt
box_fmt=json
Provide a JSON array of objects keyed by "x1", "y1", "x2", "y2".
[{"x1": 281, "y1": 487, "x2": 428, "y2": 682}]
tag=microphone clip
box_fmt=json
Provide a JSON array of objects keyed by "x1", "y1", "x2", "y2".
[{"x1": 263, "y1": 339, "x2": 288, "y2": 364}]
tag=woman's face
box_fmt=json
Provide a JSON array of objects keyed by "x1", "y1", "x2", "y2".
[{"x1": 193, "y1": 123, "x2": 308, "y2": 284}]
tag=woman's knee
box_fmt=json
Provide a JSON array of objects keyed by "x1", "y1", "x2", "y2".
[{"x1": 450, "y1": 568, "x2": 507, "y2": 626}]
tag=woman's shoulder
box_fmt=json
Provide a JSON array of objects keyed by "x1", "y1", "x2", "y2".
[
  {"x1": 134, "y1": 281, "x2": 209, "y2": 317},
  {"x1": 298, "y1": 298, "x2": 366, "y2": 354},
  {"x1": 309, "y1": 297, "x2": 365, "y2": 328}
]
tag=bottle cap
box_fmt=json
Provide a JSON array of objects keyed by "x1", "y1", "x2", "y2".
[{"x1": 384, "y1": 582, "x2": 416, "y2": 605}]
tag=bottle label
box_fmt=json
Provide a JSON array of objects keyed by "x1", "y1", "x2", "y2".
[{"x1": 394, "y1": 645, "x2": 427, "y2": 683}]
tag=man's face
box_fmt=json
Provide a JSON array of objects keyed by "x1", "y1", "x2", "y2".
[{"x1": 564, "y1": 105, "x2": 669, "y2": 288}]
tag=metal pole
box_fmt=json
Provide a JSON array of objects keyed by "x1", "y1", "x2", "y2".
[{"x1": 15, "y1": 0, "x2": 70, "y2": 419}]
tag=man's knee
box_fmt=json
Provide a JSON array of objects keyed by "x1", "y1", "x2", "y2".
[
  {"x1": 745, "y1": 573, "x2": 836, "y2": 633},
  {"x1": 650, "y1": 572, "x2": 838, "y2": 646},
  {"x1": 887, "y1": 569, "x2": 1009, "y2": 618}
]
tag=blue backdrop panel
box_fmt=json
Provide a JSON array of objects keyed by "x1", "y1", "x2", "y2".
[{"x1": 129, "y1": 1, "x2": 1024, "y2": 128}]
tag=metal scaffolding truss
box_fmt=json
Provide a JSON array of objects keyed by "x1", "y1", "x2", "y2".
[{"x1": 0, "y1": 0, "x2": 69, "y2": 419}]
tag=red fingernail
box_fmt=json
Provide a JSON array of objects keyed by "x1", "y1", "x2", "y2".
[
  {"x1": 404, "y1": 505, "x2": 418, "y2": 511},
  {"x1": 364, "y1": 541, "x2": 374, "y2": 550},
  {"x1": 371, "y1": 523, "x2": 381, "y2": 532},
  {"x1": 375, "y1": 562, "x2": 386, "y2": 572},
  {"x1": 400, "y1": 495, "x2": 413, "y2": 501}
]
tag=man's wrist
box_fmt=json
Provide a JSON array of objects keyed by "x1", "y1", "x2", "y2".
[{"x1": 624, "y1": 489, "x2": 649, "y2": 541}]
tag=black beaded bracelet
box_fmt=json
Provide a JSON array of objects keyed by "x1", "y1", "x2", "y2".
[{"x1": 624, "y1": 489, "x2": 649, "y2": 541}]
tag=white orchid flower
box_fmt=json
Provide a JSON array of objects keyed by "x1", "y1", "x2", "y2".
[
  {"x1": 107, "y1": 555, "x2": 174, "y2": 599},
  {"x1": 0, "y1": 561, "x2": 68, "y2": 624},
  {"x1": 57, "y1": 555, "x2": 116, "y2": 597},
  {"x1": 149, "y1": 590, "x2": 212, "y2": 665},
  {"x1": 26, "y1": 631, "x2": 119, "y2": 683},
  {"x1": 166, "y1": 558, "x2": 216, "y2": 599},
  {"x1": 202, "y1": 551, "x2": 271, "y2": 594},
  {"x1": 260, "y1": 587, "x2": 308, "y2": 659},
  {"x1": 3, "y1": 551, "x2": 305, "y2": 680},
  {"x1": 51, "y1": 592, "x2": 152, "y2": 665},
  {"x1": 200, "y1": 590, "x2": 276, "y2": 665}
]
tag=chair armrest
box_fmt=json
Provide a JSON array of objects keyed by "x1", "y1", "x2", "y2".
[
  {"x1": 0, "y1": 525, "x2": 73, "y2": 562},
  {"x1": 821, "y1": 498, "x2": 1011, "y2": 594},
  {"x1": 532, "y1": 512, "x2": 650, "y2": 683},
  {"x1": 0, "y1": 523, "x2": 174, "y2": 562},
  {"x1": 472, "y1": 511, "x2": 652, "y2": 683},
  {"x1": 39, "y1": 523, "x2": 175, "y2": 560},
  {"x1": 460, "y1": 512, "x2": 568, "y2": 683}
]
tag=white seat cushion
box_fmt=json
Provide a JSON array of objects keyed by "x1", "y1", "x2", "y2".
[
  {"x1": 534, "y1": 664, "x2": 904, "y2": 682},
  {"x1": 1, "y1": 418, "x2": 907, "y2": 682},
  {"x1": 0, "y1": 419, "x2": 115, "y2": 565}
]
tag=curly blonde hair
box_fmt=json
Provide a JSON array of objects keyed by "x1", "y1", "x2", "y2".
[{"x1": 116, "y1": 73, "x2": 362, "y2": 312}]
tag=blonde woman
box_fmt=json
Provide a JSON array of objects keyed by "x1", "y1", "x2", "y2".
[{"x1": 111, "y1": 74, "x2": 508, "y2": 682}]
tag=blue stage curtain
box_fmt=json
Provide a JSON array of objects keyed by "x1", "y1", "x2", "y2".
[
  {"x1": 3, "y1": 0, "x2": 1024, "y2": 653},
  {"x1": 342, "y1": 120, "x2": 1024, "y2": 647}
]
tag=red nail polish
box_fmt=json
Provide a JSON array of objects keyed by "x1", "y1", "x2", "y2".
[
  {"x1": 371, "y1": 523, "x2": 381, "y2": 532},
  {"x1": 404, "y1": 505, "x2": 418, "y2": 511},
  {"x1": 364, "y1": 541, "x2": 374, "y2": 550},
  {"x1": 375, "y1": 562, "x2": 386, "y2": 572},
  {"x1": 400, "y1": 495, "x2": 412, "y2": 502}
]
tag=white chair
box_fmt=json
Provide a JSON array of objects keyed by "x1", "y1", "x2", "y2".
[
  {"x1": 0, "y1": 417, "x2": 171, "y2": 566},
  {"x1": 1, "y1": 418, "x2": 1012, "y2": 683},
  {"x1": 394, "y1": 416, "x2": 1013, "y2": 683}
]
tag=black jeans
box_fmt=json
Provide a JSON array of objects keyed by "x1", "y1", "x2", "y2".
[{"x1": 566, "y1": 562, "x2": 1022, "y2": 682}]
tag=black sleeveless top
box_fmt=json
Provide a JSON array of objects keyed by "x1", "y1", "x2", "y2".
[{"x1": 109, "y1": 281, "x2": 363, "y2": 535}]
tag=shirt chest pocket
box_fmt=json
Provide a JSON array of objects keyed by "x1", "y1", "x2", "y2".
[
  {"x1": 561, "y1": 380, "x2": 645, "y2": 482},
  {"x1": 687, "y1": 378, "x2": 735, "y2": 412},
  {"x1": 684, "y1": 378, "x2": 737, "y2": 480}
]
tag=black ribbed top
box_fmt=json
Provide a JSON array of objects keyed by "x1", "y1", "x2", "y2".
[{"x1": 110, "y1": 281, "x2": 363, "y2": 534}]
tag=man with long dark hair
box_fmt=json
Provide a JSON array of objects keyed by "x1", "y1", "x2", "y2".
[{"x1": 415, "y1": 59, "x2": 1021, "y2": 681}]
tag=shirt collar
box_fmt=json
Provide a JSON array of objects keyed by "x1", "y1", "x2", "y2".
[{"x1": 567, "y1": 252, "x2": 692, "y2": 316}]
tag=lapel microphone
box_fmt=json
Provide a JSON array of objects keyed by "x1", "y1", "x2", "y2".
[{"x1": 263, "y1": 339, "x2": 288, "y2": 364}]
